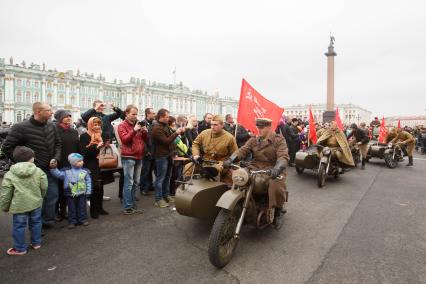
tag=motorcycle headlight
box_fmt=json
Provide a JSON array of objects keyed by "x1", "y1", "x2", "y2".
[
  {"x1": 232, "y1": 168, "x2": 249, "y2": 186},
  {"x1": 323, "y1": 147, "x2": 331, "y2": 155}
]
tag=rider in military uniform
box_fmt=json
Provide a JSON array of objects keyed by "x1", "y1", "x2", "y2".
[
  {"x1": 184, "y1": 115, "x2": 238, "y2": 183},
  {"x1": 347, "y1": 123, "x2": 370, "y2": 170},
  {"x1": 223, "y1": 118, "x2": 289, "y2": 215},
  {"x1": 390, "y1": 128, "x2": 415, "y2": 166},
  {"x1": 317, "y1": 121, "x2": 355, "y2": 168}
]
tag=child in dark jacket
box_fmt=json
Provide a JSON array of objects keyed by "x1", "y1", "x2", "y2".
[{"x1": 50, "y1": 153, "x2": 92, "y2": 229}]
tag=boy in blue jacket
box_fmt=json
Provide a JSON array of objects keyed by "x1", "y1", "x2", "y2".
[{"x1": 50, "y1": 153, "x2": 92, "y2": 229}]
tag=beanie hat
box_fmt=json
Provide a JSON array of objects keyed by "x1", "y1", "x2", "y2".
[
  {"x1": 13, "y1": 146, "x2": 35, "y2": 163},
  {"x1": 54, "y1": 110, "x2": 72, "y2": 123},
  {"x1": 68, "y1": 153, "x2": 84, "y2": 167}
]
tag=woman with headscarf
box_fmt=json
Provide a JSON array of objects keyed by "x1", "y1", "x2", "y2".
[{"x1": 79, "y1": 117, "x2": 107, "y2": 219}]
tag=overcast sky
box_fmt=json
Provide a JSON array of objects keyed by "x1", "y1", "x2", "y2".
[{"x1": 1, "y1": 0, "x2": 425, "y2": 117}]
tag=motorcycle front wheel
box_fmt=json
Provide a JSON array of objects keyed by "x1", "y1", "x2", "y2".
[
  {"x1": 384, "y1": 153, "x2": 398, "y2": 168},
  {"x1": 208, "y1": 204, "x2": 241, "y2": 268},
  {"x1": 317, "y1": 163, "x2": 326, "y2": 188}
]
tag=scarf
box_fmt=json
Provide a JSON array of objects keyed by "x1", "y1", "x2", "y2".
[
  {"x1": 86, "y1": 117, "x2": 103, "y2": 148},
  {"x1": 58, "y1": 123, "x2": 71, "y2": 130}
]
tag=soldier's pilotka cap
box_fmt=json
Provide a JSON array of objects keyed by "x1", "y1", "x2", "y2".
[{"x1": 255, "y1": 118, "x2": 272, "y2": 128}]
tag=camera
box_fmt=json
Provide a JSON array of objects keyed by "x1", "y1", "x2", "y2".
[{"x1": 138, "y1": 121, "x2": 146, "y2": 127}]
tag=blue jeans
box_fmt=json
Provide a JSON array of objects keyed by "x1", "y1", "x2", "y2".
[
  {"x1": 140, "y1": 156, "x2": 155, "y2": 193},
  {"x1": 154, "y1": 157, "x2": 172, "y2": 202},
  {"x1": 12, "y1": 207, "x2": 42, "y2": 252},
  {"x1": 66, "y1": 195, "x2": 88, "y2": 224},
  {"x1": 42, "y1": 172, "x2": 59, "y2": 225},
  {"x1": 122, "y1": 158, "x2": 142, "y2": 210}
]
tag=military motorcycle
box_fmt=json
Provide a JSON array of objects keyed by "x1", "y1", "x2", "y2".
[
  {"x1": 0, "y1": 129, "x2": 12, "y2": 175},
  {"x1": 316, "y1": 145, "x2": 342, "y2": 188},
  {"x1": 366, "y1": 141, "x2": 403, "y2": 168},
  {"x1": 208, "y1": 164, "x2": 284, "y2": 268},
  {"x1": 415, "y1": 134, "x2": 426, "y2": 154}
]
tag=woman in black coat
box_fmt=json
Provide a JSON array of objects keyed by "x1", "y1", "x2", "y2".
[
  {"x1": 54, "y1": 110, "x2": 80, "y2": 221},
  {"x1": 79, "y1": 117, "x2": 108, "y2": 219}
]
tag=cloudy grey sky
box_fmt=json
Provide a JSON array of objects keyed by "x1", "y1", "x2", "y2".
[{"x1": 1, "y1": 0, "x2": 425, "y2": 116}]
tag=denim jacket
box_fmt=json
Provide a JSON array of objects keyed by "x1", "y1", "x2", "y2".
[{"x1": 50, "y1": 167, "x2": 92, "y2": 197}]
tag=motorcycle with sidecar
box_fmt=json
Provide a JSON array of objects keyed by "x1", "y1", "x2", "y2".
[
  {"x1": 295, "y1": 145, "x2": 346, "y2": 188},
  {"x1": 175, "y1": 160, "x2": 285, "y2": 268},
  {"x1": 366, "y1": 141, "x2": 404, "y2": 168}
]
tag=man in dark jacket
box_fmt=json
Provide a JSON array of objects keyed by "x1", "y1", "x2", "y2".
[
  {"x1": 81, "y1": 100, "x2": 124, "y2": 142},
  {"x1": 224, "y1": 114, "x2": 250, "y2": 148},
  {"x1": 140, "y1": 107, "x2": 156, "y2": 195},
  {"x1": 198, "y1": 113, "x2": 213, "y2": 133},
  {"x1": 151, "y1": 108, "x2": 185, "y2": 208},
  {"x1": 3, "y1": 102, "x2": 62, "y2": 227},
  {"x1": 347, "y1": 123, "x2": 370, "y2": 169}
]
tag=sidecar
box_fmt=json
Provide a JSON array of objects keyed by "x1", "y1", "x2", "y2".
[
  {"x1": 294, "y1": 146, "x2": 321, "y2": 174},
  {"x1": 175, "y1": 162, "x2": 229, "y2": 220}
]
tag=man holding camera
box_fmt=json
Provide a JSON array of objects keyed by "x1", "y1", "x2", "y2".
[{"x1": 117, "y1": 105, "x2": 148, "y2": 214}]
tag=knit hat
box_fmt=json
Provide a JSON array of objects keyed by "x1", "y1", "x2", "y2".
[
  {"x1": 68, "y1": 153, "x2": 84, "y2": 166},
  {"x1": 54, "y1": 110, "x2": 72, "y2": 123},
  {"x1": 13, "y1": 146, "x2": 35, "y2": 163}
]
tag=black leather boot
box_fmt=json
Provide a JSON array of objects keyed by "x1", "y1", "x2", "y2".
[
  {"x1": 361, "y1": 160, "x2": 365, "y2": 170},
  {"x1": 406, "y1": 156, "x2": 413, "y2": 166}
]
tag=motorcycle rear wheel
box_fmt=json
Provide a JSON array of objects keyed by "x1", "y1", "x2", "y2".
[
  {"x1": 208, "y1": 204, "x2": 241, "y2": 268},
  {"x1": 317, "y1": 163, "x2": 326, "y2": 188}
]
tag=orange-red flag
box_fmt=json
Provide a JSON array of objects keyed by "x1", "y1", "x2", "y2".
[
  {"x1": 308, "y1": 105, "x2": 317, "y2": 144},
  {"x1": 397, "y1": 119, "x2": 401, "y2": 129},
  {"x1": 237, "y1": 79, "x2": 284, "y2": 134},
  {"x1": 335, "y1": 107, "x2": 343, "y2": 130},
  {"x1": 378, "y1": 117, "x2": 388, "y2": 143}
]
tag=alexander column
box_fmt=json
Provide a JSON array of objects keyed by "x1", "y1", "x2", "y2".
[{"x1": 323, "y1": 35, "x2": 337, "y2": 123}]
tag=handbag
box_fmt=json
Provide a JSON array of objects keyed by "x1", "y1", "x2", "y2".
[{"x1": 98, "y1": 145, "x2": 119, "y2": 169}]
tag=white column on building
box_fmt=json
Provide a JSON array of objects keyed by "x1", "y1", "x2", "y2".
[
  {"x1": 99, "y1": 85, "x2": 104, "y2": 101},
  {"x1": 163, "y1": 96, "x2": 168, "y2": 110},
  {"x1": 53, "y1": 79, "x2": 58, "y2": 106},
  {"x1": 41, "y1": 78, "x2": 46, "y2": 102},
  {"x1": 65, "y1": 82, "x2": 70, "y2": 105},
  {"x1": 4, "y1": 73, "x2": 15, "y2": 123},
  {"x1": 192, "y1": 99, "x2": 196, "y2": 116}
]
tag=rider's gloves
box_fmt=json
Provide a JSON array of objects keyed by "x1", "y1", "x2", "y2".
[
  {"x1": 223, "y1": 154, "x2": 238, "y2": 168},
  {"x1": 271, "y1": 161, "x2": 286, "y2": 179}
]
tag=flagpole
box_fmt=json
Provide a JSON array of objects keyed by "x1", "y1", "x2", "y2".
[{"x1": 307, "y1": 128, "x2": 310, "y2": 148}]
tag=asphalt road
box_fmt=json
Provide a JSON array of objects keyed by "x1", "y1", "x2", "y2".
[{"x1": 1, "y1": 153, "x2": 426, "y2": 284}]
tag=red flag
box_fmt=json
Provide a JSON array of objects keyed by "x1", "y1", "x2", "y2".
[
  {"x1": 335, "y1": 107, "x2": 343, "y2": 130},
  {"x1": 378, "y1": 117, "x2": 388, "y2": 143},
  {"x1": 308, "y1": 105, "x2": 317, "y2": 144},
  {"x1": 397, "y1": 120, "x2": 401, "y2": 129},
  {"x1": 237, "y1": 79, "x2": 284, "y2": 134}
]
